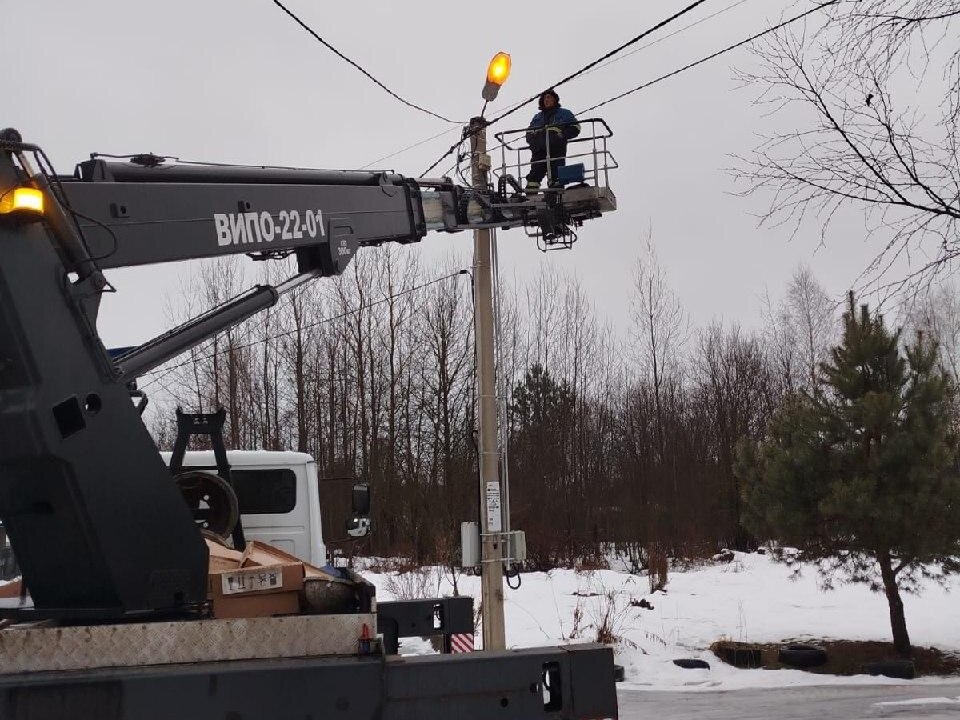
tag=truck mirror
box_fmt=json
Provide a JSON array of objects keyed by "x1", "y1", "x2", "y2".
[
  {"x1": 346, "y1": 515, "x2": 371, "y2": 538},
  {"x1": 351, "y1": 482, "x2": 370, "y2": 516},
  {"x1": 346, "y1": 482, "x2": 371, "y2": 538}
]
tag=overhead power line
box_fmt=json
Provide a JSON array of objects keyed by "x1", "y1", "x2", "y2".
[
  {"x1": 361, "y1": 126, "x2": 460, "y2": 170},
  {"x1": 582, "y1": 0, "x2": 753, "y2": 79},
  {"x1": 138, "y1": 269, "x2": 469, "y2": 392},
  {"x1": 419, "y1": 0, "x2": 716, "y2": 175},
  {"x1": 486, "y1": 0, "x2": 714, "y2": 127},
  {"x1": 271, "y1": 0, "x2": 461, "y2": 124},
  {"x1": 577, "y1": 0, "x2": 840, "y2": 114},
  {"x1": 419, "y1": 136, "x2": 467, "y2": 179}
]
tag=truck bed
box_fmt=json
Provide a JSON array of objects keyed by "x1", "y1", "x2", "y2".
[{"x1": 0, "y1": 613, "x2": 375, "y2": 674}]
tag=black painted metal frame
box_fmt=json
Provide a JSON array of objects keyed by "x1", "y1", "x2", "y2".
[
  {"x1": 377, "y1": 596, "x2": 474, "y2": 655},
  {"x1": 0, "y1": 643, "x2": 618, "y2": 720}
]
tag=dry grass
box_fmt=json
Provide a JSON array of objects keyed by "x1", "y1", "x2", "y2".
[
  {"x1": 710, "y1": 639, "x2": 960, "y2": 676},
  {"x1": 383, "y1": 567, "x2": 433, "y2": 600}
]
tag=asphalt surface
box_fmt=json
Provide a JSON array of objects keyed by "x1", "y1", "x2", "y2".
[{"x1": 618, "y1": 682, "x2": 960, "y2": 720}]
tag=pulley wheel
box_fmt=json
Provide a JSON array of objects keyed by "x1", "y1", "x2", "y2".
[{"x1": 174, "y1": 470, "x2": 239, "y2": 541}]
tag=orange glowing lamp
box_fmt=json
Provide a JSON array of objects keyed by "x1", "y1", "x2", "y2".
[{"x1": 482, "y1": 52, "x2": 511, "y2": 101}]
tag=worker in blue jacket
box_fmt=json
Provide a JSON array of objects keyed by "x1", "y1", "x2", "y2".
[{"x1": 525, "y1": 88, "x2": 580, "y2": 192}]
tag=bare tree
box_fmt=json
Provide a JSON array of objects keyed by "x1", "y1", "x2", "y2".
[
  {"x1": 629, "y1": 236, "x2": 687, "y2": 462},
  {"x1": 279, "y1": 270, "x2": 318, "y2": 453},
  {"x1": 735, "y1": 2, "x2": 960, "y2": 294},
  {"x1": 901, "y1": 279, "x2": 960, "y2": 379},
  {"x1": 147, "y1": 247, "x2": 858, "y2": 567},
  {"x1": 762, "y1": 265, "x2": 836, "y2": 393},
  {"x1": 521, "y1": 264, "x2": 565, "y2": 372},
  {"x1": 695, "y1": 322, "x2": 775, "y2": 549}
]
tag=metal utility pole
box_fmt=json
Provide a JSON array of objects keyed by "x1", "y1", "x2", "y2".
[{"x1": 469, "y1": 115, "x2": 506, "y2": 651}]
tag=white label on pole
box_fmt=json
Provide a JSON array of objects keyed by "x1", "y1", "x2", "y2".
[{"x1": 485, "y1": 481, "x2": 503, "y2": 532}]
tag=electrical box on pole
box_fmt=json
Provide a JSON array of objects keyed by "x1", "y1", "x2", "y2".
[{"x1": 461, "y1": 522, "x2": 480, "y2": 568}]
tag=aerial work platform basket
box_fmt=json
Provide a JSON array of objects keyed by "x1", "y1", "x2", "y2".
[{"x1": 491, "y1": 118, "x2": 618, "y2": 250}]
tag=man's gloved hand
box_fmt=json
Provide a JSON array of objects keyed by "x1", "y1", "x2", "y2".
[
  {"x1": 547, "y1": 126, "x2": 563, "y2": 137},
  {"x1": 527, "y1": 131, "x2": 546, "y2": 151}
]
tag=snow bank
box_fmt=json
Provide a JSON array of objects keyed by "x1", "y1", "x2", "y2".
[{"x1": 361, "y1": 551, "x2": 960, "y2": 691}]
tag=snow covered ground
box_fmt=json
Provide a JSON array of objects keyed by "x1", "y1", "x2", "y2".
[{"x1": 360, "y1": 551, "x2": 960, "y2": 692}]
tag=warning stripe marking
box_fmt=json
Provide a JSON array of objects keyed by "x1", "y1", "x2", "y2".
[{"x1": 451, "y1": 633, "x2": 474, "y2": 653}]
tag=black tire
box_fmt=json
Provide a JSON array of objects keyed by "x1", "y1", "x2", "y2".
[
  {"x1": 862, "y1": 660, "x2": 916, "y2": 680},
  {"x1": 174, "y1": 470, "x2": 240, "y2": 540},
  {"x1": 673, "y1": 658, "x2": 710, "y2": 670},
  {"x1": 779, "y1": 644, "x2": 827, "y2": 669}
]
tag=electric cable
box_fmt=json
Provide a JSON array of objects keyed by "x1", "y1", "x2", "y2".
[
  {"x1": 490, "y1": 227, "x2": 510, "y2": 538},
  {"x1": 581, "y1": 0, "x2": 753, "y2": 79},
  {"x1": 420, "y1": 0, "x2": 715, "y2": 175},
  {"x1": 31, "y1": 149, "x2": 118, "y2": 291},
  {"x1": 271, "y1": 0, "x2": 461, "y2": 124},
  {"x1": 482, "y1": 0, "x2": 751, "y2": 149},
  {"x1": 71, "y1": 211, "x2": 119, "y2": 263},
  {"x1": 443, "y1": 158, "x2": 461, "y2": 181},
  {"x1": 577, "y1": 0, "x2": 840, "y2": 115},
  {"x1": 420, "y1": 134, "x2": 469, "y2": 178},
  {"x1": 138, "y1": 269, "x2": 469, "y2": 392},
  {"x1": 89, "y1": 152, "x2": 316, "y2": 172},
  {"x1": 484, "y1": 0, "x2": 714, "y2": 128},
  {"x1": 455, "y1": 150, "x2": 471, "y2": 186},
  {"x1": 490, "y1": 226, "x2": 522, "y2": 586},
  {"x1": 90, "y1": 134, "x2": 463, "y2": 183},
  {"x1": 360, "y1": 126, "x2": 460, "y2": 170}
]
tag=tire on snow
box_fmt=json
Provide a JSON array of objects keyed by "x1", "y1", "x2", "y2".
[
  {"x1": 778, "y1": 644, "x2": 827, "y2": 669},
  {"x1": 862, "y1": 660, "x2": 916, "y2": 680},
  {"x1": 673, "y1": 658, "x2": 710, "y2": 670}
]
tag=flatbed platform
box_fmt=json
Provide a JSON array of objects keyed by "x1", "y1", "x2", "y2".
[{"x1": 0, "y1": 613, "x2": 375, "y2": 674}]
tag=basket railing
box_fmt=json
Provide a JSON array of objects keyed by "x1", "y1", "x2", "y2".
[{"x1": 489, "y1": 117, "x2": 617, "y2": 190}]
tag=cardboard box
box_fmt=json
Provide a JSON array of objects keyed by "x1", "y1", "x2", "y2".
[
  {"x1": 240, "y1": 540, "x2": 336, "y2": 580},
  {"x1": 205, "y1": 538, "x2": 243, "y2": 574},
  {"x1": 209, "y1": 588, "x2": 301, "y2": 619},
  {"x1": 0, "y1": 579, "x2": 22, "y2": 599},
  {"x1": 207, "y1": 562, "x2": 304, "y2": 619}
]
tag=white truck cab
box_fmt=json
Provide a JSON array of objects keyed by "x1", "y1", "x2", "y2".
[{"x1": 160, "y1": 450, "x2": 326, "y2": 567}]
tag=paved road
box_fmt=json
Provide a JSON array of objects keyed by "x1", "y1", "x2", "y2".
[{"x1": 618, "y1": 682, "x2": 960, "y2": 720}]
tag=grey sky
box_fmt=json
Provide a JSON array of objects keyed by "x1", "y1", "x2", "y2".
[{"x1": 6, "y1": 0, "x2": 889, "y2": 347}]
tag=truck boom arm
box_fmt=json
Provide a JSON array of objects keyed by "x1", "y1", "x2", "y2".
[
  {"x1": 0, "y1": 132, "x2": 535, "y2": 622},
  {"x1": 58, "y1": 157, "x2": 517, "y2": 379},
  {"x1": 67, "y1": 159, "x2": 433, "y2": 270},
  {"x1": 0, "y1": 130, "x2": 610, "y2": 622}
]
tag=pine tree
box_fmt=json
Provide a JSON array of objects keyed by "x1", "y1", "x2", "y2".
[{"x1": 740, "y1": 293, "x2": 960, "y2": 655}]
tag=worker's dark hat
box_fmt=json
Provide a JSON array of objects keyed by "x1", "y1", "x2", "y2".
[{"x1": 538, "y1": 88, "x2": 560, "y2": 110}]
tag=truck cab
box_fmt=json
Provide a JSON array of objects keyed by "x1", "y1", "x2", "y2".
[{"x1": 160, "y1": 450, "x2": 326, "y2": 567}]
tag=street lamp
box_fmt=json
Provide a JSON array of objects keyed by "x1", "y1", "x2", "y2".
[
  {"x1": 470, "y1": 51, "x2": 511, "y2": 651},
  {"x1": 482, "y1": 51, "x2": 511, "y2": 101}
]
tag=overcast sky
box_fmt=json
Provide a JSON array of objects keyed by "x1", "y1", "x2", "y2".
[{"x1": 7, "y1": 0, "x2": 894, "y2": 348}]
